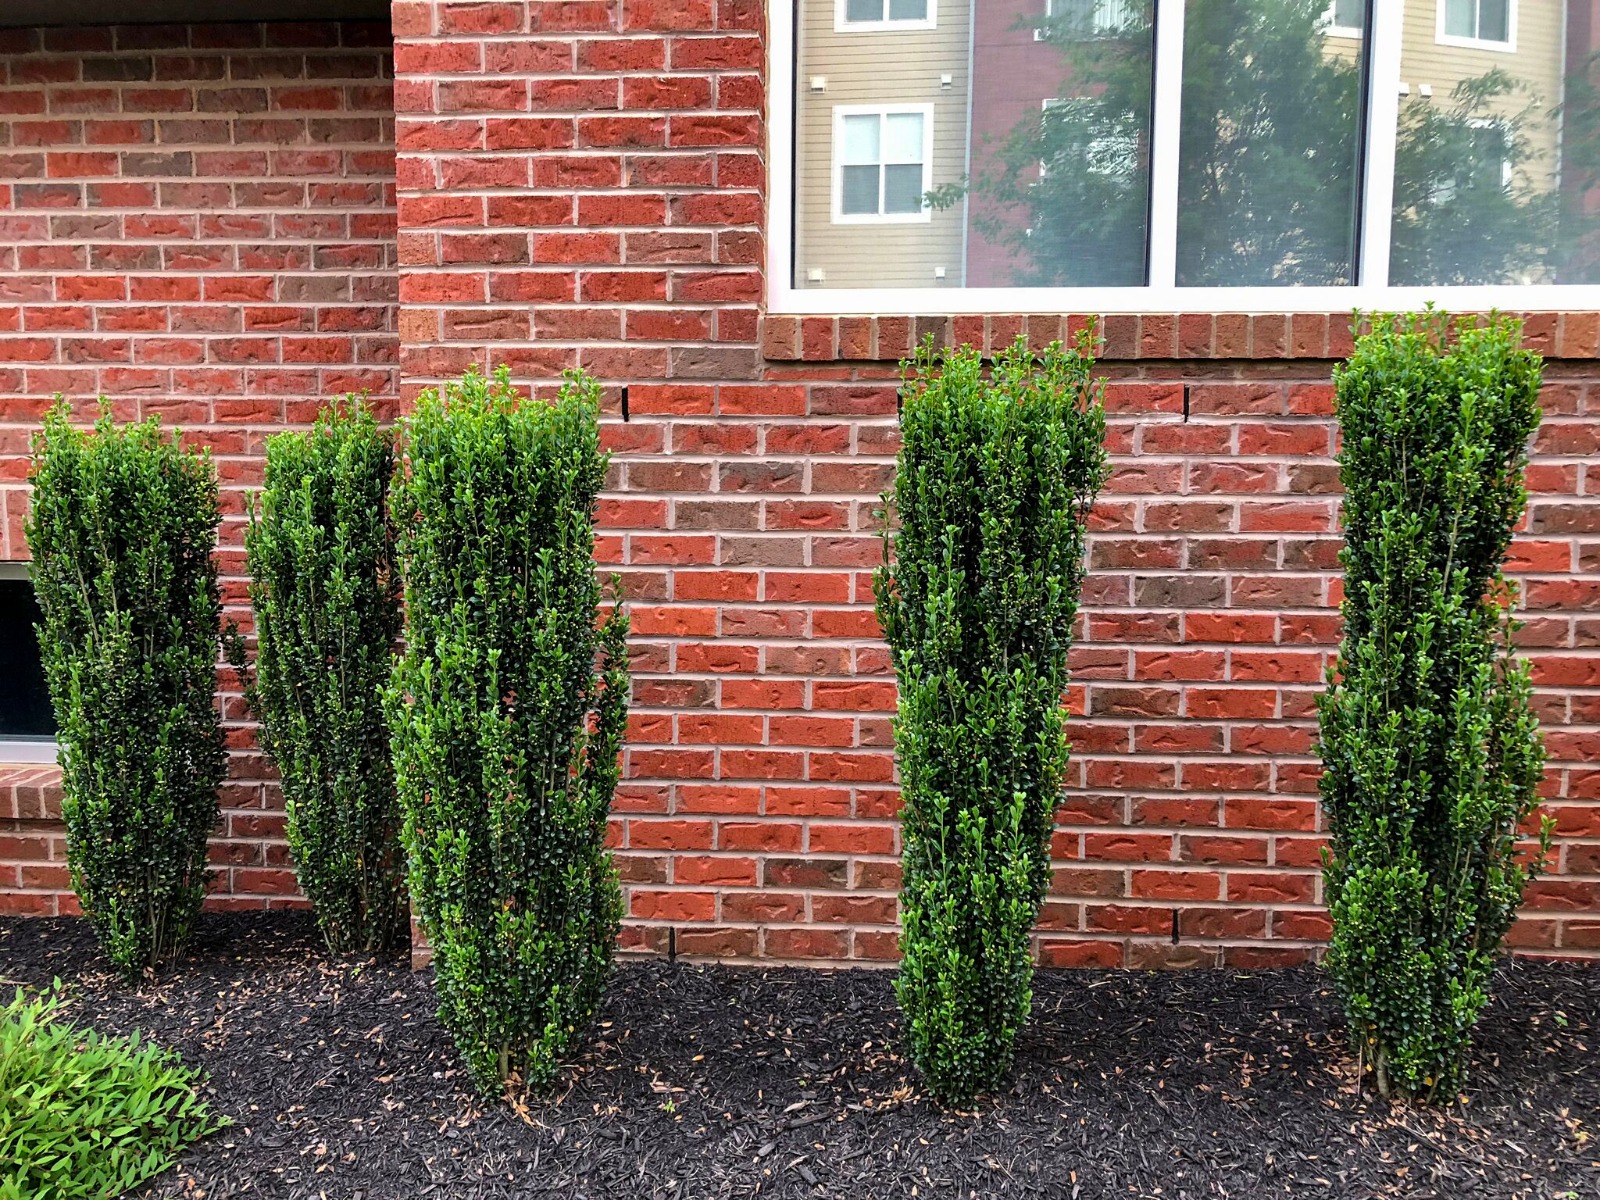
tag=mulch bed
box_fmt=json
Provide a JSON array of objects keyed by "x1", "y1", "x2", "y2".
[{"x1": 2, "y1": 913, "x2": 1596, "y2": 1199}]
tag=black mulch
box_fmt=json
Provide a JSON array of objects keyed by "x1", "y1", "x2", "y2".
[{"x1": 2, "y1": 914, "x2": 1597, "y2": 1200}]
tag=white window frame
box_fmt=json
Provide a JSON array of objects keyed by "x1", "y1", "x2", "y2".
[
  {"x1": 769, "y1": 0, "x2": 1600, "y2": 314},
  {"x1": 834, "y1": 0, "x2": 936, "y2": 33},
  {"x1": 1437, "y1": 0, "x2": 1516, "y2": 52},
  {"x1": 1323, "y1": 0, "x2": 1363, "y2": 38},
  {"x1": 831, "y1": 104, "x2": 935, "y2": 225},
  {"x1": 0, "y1": 562, "x2": 57, "y2": 765}
]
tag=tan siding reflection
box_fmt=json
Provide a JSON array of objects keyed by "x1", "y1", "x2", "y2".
[{"x1": 794, "y1": 0, "x2": 972, "y2": 289}]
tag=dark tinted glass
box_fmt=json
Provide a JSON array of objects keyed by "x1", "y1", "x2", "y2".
[
  {"x1": 0, "y1": 576, "x2": 53, "y2": 739},
  {"x1": 842, "y1": 164, "x2": 880, "y2": 213},
  {"x1": 1479, "y1": 0, "x2": 1509, "y2": 43}
]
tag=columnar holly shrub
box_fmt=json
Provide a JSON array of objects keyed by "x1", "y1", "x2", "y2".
[
  {"x1": 877, "y1": 334, "x2": 1108, "y2": 1104},
  {"x1": 1320, "y1": 311, "x2": 1548, "y2": 1101},
  {"x1": 27, "y1": 407, "x2": 226, "y2": 980},
  {"x1": 387, "y1": 366, "x2": 629, "y2": 1097},
  {"x1": 233, "y1": 400, "x2": 405, "y2": 955}
]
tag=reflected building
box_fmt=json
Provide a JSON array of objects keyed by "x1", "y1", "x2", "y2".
[{"x1": 791, "y1": 0, "x2": 973, "y2": 289}]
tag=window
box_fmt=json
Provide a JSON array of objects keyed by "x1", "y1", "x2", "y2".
[
  {"x1": 0, "y1": 564, "x2": 56, "y2": 764},
  {"x1": 1325, "y1": 0, "x2": 1364, "y2": 36},
  {"x1": 772, "y1": 0, "x2": 1600, "y2": 309},
  {"x1": 833, "y1": 107, "x2": 932, "y2": 222},
  {"x1": 837, "y1": 0, "x2": 933, "y2": 31},
  {"x1": 1039, "y1": 0, "x2": 1137, "y2": 40},
  {"x1": 1439, "y1": 0, "x2": 1513, "y2": 48}
]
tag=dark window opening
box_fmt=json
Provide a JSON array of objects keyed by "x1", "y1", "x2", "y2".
[{"x1": 0, "y1": 572, "x2": 55, "y2": 742}]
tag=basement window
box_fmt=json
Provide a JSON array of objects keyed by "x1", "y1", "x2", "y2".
[{"x1": 0, "y1": 564, "x2": 57, "y2": 764}]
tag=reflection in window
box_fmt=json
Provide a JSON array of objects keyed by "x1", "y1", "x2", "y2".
[
  {"x1": 836, "y1": 109, "x2": 929, "y2": 219},
  {"x1": 965, "y1": 0, "x2": 1154, "y2": 286},
  {"x1": 1391, "y1": 0, "x2": 1599, "y2": 285},
  {"x1": 843, "y1": 0, "x2": 928, "y2": 24},
  {"x1": 788, "y1": 0, "x2": 1600, "y2": 293},
  {"x1": 1176, "y1": 0, "x2": 1364, "y2": 286},
  {"x1": 1442, "y1": 0, "x2": 1511, "y2": 45}
]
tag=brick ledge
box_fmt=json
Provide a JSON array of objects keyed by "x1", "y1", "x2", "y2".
[
  {"x1": 760, "y1": 311, "x2": 1600, "y2": 363},
  {"x1": 0, "y1": 761, "x2": 62, "y2": 823}
]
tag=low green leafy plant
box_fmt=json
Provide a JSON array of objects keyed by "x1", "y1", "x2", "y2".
[
  {"x1": 877, "y1": 334, "x2": 1108, "y2": 1105},
  {"x1": 232, "y1": 399, "x2": 406, "y2": 955},
  {"x1": 27, "y1": 406, "x2": 227, "y2": 981},
  {"x1": 387, "y1": 365, "x2": 629, "y2": 1097},
  {"x1": 1320, "y1": 311, "x2": 1549, "y2": 1101},
  {"x1": 0, "y1": 986, "x2": 226, "y2": 1200}
]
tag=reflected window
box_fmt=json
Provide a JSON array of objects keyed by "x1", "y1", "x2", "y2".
[
  {"x1": 834, "y1": 108, "x2": 931, "y2": 222},
  {"x1": 1441, "y1": 0, "x2": 1512, "y2": 47},
  {"x1": 839, "y1": 0, "x2": 931, "y2": 29},
  {"x1": 1045, "y1": 0, "x2": 1138, "y2": 40},
  {"x1": 1326, "y1": 0, "x2": 1364, "y2": 35}
]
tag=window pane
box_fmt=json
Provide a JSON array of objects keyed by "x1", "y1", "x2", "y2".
[
  {"x1": 1176, "y1": 0, "x2": 1364, "y2": 286},
  {"x1": 973, "y1": 0, "x2": 1155, "y2": 284},
  {"x1": 842, "y1": 163, "x2": 881, "y2": 214},
  {"x1": 1478, "y1": 0, "x2": 1510, "y2": 43},
  {"x1": 883, "y1": 163, "x2": 924, "y2": 212},
  {"x1": 883, "y1": 112, "x2": 924, "y2": 161},
  {"x1": 845, "y1": 0, "x2": 880, "y2": 23},
  {"x1": 1331, "y1": 0, "x2": 1363, "y2": 29},
  {"x1": 795, "y1": 0, "x2": 1152, "y2": 287},
  {"x1": 1388, "y1": 0, "x2": 1596, "y2": 284},
  {"x1": 0, "y1": 575, "x2": 54, "y2": 740},
  {"x1": 1444, "y1": 0, "x2": 1476, "y2": 37},
  {"x1": 840, "y1": 113, "x2": 879, "y2": 164}
]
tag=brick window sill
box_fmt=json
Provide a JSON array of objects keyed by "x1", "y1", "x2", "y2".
[
  {"x1": 760, "y1": 312, "x2": 1600, "y2": 363},
  {"x1": 0, "y1": 762, "x2": 62, "y2": 823}
]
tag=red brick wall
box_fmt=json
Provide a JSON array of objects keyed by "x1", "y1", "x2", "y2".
[
  {"x1": 0, "y1": 20, "x2": 397, "y2": 913},
  {"x1": 385, "y1": 0, "x2": 1598, "y2": 966},
  {"x1": 2, "y1": 2, "x2": 1596, "y2": 967}
]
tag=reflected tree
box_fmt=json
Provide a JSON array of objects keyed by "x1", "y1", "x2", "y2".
[
  {"x1": 1175, "y1": 0, "x2": 1362, "y2": 285},
  {"x1": 956, "y1": 0, "x2": 1590, "y2": 289},
  {"x1": 928, "y1": 0, "x2": 1155, "y2": 286},
  {"x1": 1390, "y1": 70, "x2": 1557, "y2": 286},
  {"x1": 950, "y1": 0, "x2": 1362, "y2": 287}
]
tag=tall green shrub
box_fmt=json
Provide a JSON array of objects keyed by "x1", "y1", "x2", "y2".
[
  {"x1": 877, "y1": 334, "x2": 1107, "y2": 1104},
  {"x1": 1321, "y1": 311, "x2": 1548, "y2": 1101},
  {"x1": 233, "y1": 399, "x2": 405, "y2": 955},
  {"x1": 27, "y1": 406, "x2": 226, "y2": 980},
  {"x1": 387, "y1": 365, "x2": 628, "y2": 1097}
]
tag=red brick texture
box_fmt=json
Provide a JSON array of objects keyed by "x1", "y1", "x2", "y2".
[
  {"x1": 2, "y1": 2, "x2": 1597, "y2": 967},
  {"x1": 0, "y1": 20, "x2": 397, "y2": 913},
  {"x1": 381, "y1": 0, "x2": 1599, "y2": 966}
]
